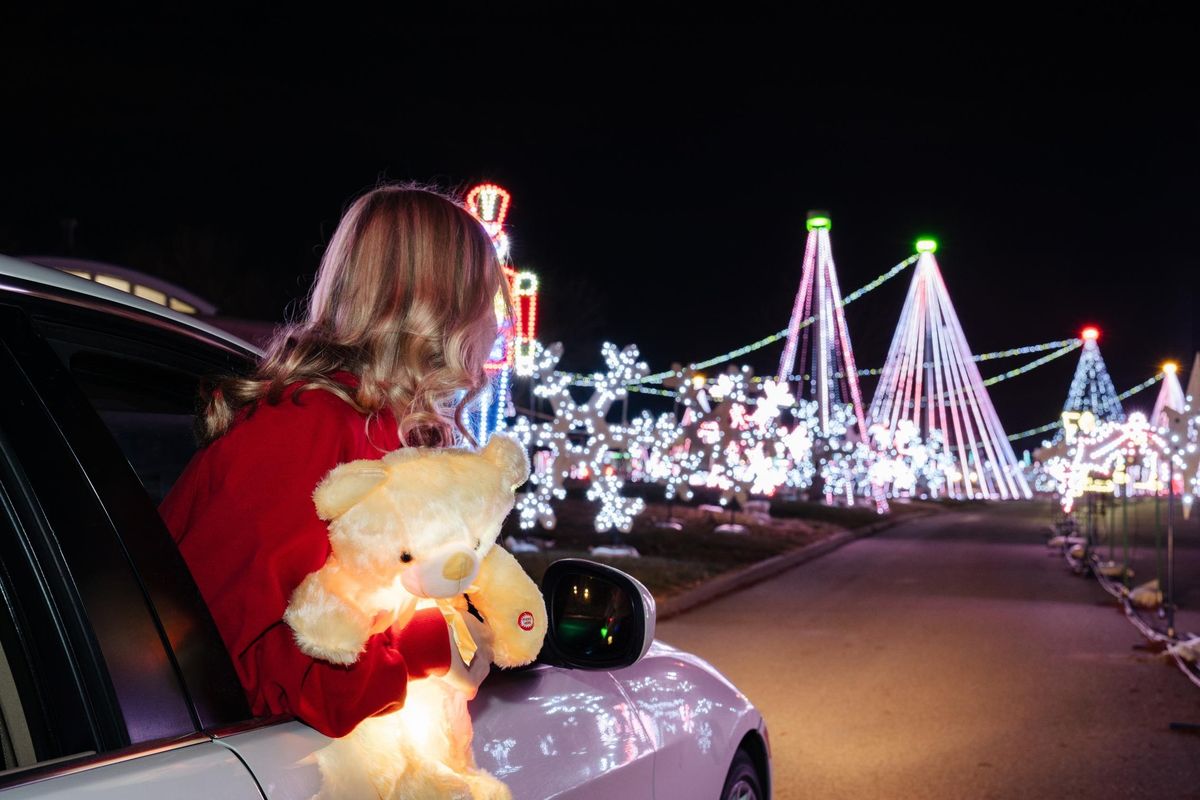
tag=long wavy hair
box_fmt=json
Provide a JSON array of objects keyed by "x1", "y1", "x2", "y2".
[{"x1": 199, "y1": 183, "x2": 507, "y2": 448}]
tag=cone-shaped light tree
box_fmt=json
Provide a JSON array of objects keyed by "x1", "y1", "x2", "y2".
[
  {"x1": 868, "y1": 239, "x2": 1031, "y2": 499},
  {"x1": 1058, "y1": 326, "x2": 1124, "y2": 434},
  {"x1": 1186, "y1": 353, "x2": 1200, "y2": 409},
  {"x1": 1151, "y1": 361, "x2": 1186, "y2": 427},
  {"x1": 777, "y1": 211, "x2": 869, "y2": 436}
]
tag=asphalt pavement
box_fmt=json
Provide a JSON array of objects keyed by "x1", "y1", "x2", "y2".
[{"x1": 658, "y1": 507, "x2": 1200, "y2": 799}]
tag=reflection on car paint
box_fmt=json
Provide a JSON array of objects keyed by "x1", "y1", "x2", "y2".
[
  {"x1": 468, "y1": 672, "x2": 656, "y2": 796},
  {"x1": 481, "y1": 738, "x2": 519, "y2": 776},
  {"x1": 617, "y1": 652, "x2": 750, "y2": 758},
  {"x1": 622, "y1": 672, "x2": 726, "y2": 753}
]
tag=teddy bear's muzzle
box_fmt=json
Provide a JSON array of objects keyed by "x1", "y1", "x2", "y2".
[
  {"x1": 400, "y1": 543, "x2": 481, "y2": 598},
  {"x1": 441, "y1": 552, "x2": 475, "y2": 581}
]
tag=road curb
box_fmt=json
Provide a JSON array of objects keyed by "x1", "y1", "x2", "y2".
[{"x1": 656, "y1": 512, "x2": 928, "y2": 621}]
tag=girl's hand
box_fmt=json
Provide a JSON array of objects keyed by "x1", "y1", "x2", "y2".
[{"x1": 442, "y1": 614, "x2": 494, "y2": 699}]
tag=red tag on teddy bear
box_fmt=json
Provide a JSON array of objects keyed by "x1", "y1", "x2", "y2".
[{"x1": 517, "y1": 611, "x2": 535, "y2": 631}]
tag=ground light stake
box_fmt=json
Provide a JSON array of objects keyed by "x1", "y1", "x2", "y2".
[
  {"x1": 1166, "y1": 462, "x2": 1176, "y2": 638},
  {"x1": 1122, "y1": 474, "x2": 1130, "y2": 588}
]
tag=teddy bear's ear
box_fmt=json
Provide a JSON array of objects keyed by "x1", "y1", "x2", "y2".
[
  {"x1": 313, "y1": 460, "x2": 389, "y2": 520},
  {"x1": 481, "y1": 434, "x2": 530, "y2": 492}
]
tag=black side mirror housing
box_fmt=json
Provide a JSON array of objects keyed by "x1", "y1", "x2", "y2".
[{"x1": 538, "y1": 559, "x2": 656, "y2": 670}]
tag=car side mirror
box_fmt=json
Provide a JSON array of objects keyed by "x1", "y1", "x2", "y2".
[{"x1": 538, "y1": 559, "x2": 656, "y2": 670}]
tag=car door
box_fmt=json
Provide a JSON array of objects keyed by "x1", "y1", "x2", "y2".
[
  {"x1": 7, "y1": 290, "x2": 657, "y2": 800},
  {"x1": 0, "y1": 302, "x2": 262, "y2": 797},
  {"x1": 216, "y1": 656, "x2": 659, "y2": 800},
  {"x1": 466, "y1": 664, "x2": 657, "y2": 799}
]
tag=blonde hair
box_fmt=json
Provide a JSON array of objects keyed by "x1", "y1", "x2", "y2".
[{"x1": 200, "y1": 183, "x2": 507, "y2": 448}]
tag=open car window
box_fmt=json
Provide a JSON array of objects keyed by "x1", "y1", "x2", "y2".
[
  {"x1": 62, "y1": 350, "x2": 201, "y2": 505},
  {"x1": 29, "y1": 313, "x2": 249, "y2": 507},
  {"x1": 14, "y1": 303, "x2": 255, "y2": 733}
]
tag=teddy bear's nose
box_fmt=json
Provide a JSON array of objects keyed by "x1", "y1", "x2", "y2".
[{"x1": 442, "y1": 552, "x2": 475, "y2": 581}]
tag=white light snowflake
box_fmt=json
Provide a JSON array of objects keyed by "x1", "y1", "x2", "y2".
[{"x1": 511, "y1": 341, "x2": 650, "y2": 533}]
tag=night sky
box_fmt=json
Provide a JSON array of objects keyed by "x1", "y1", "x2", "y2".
[{"x1": 3, "y1": 13, "x2": 1197, "y2": 443}]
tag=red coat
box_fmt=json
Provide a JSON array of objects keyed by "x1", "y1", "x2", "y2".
[{"x1": 160, "y1": 372, "x2": 451, "y2": 738}]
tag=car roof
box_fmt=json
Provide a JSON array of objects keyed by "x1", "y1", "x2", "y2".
[{"x1": 0, "y1": 253, "x2": 263, "y2": 355}]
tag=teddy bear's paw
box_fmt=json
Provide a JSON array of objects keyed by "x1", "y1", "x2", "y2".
[
  {"x1": 313, "y1": 737, "x2": 398, "y2": 800},
  {"x1": 387, "y1": 764, "x2": 473, "y2": 800},
  {"x1": 284, "y1": 574, "x2": 372, "y2": 666},
  {"x1": 463, "y1": 770, "x2": 513, "y2": 800}
]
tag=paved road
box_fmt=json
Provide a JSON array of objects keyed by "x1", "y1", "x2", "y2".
[{"x1": 658, "y1": 509, "x2": 1200, "y2": 799}]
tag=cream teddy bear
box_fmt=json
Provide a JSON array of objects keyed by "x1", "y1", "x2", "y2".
[{"x1": 283, "y1": 434, "x2": 546, "y2": 800}]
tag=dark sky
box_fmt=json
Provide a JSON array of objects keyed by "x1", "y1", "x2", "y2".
[{"x1": 3, "y1": 13, "x2": 1197, "y2": 442}]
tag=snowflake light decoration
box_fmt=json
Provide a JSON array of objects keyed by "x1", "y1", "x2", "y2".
[
  {"x1": 511, "y1": 341, "x2": 650, "y2": 533},
  {"x1": 626, "y1": 411, "x2": 702, "y2": 501},
  {"x1": 509, "y1": 415, "x2": 560, "y2": 530},
  {"x1": 684, "y1": 368, "x2": 805, "y2": 506},
  {"x1": 587, "y1": 470, "x2": 646, "y2": 533},
  {"x1": 862, "y1": 420, "x2": 953, "y2": 500}
]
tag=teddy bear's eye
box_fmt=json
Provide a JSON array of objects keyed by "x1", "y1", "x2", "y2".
[{"x1": 400, "y1": 552, "x2": 413, "y2": 563}]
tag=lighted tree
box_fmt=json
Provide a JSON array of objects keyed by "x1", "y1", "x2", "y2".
[
  {"x1": 1057, "y1": 326, "x2": 1124, "y2": 438},
  {"x1": 1151, "y1": 360, "x2": 1185, "y2": 428},
  {"x1": 868, "y1": 239, "x2": 1031, "y2": 500},
  {"x1": 777, "y1": 211, "x2": 869, "y2": 437}
]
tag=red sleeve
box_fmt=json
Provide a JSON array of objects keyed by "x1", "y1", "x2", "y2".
[
  {"x1": 249, "y1": 608, "x2": 451, "y2": 738},
  {"x1": 161, "y1": 387, "x2": 451, "y2": 738}
]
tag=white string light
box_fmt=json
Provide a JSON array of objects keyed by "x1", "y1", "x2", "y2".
[
  {"x1": 1008, "y1": 374, "x2": 1164, "y2": 442},
  {"x1": 512, "y1": 341, "x2": 650, "y2": 533},
  {"x1": 867, "y1": 249, "x2": 1031, "y2": 500},
  {"x1": 562, "y1": 254, "x2": 920, "y2": 387}
]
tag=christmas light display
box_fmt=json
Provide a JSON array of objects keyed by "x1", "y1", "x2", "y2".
[
  {"x1": 643, "y1": 366, "x2": 819, "y2": 509},
  {"x1": 587, "y1": 471, "x2": 646, "y2": 534},
  {"x1": 511, "y1": 341, "x2": 650, "y2": 533},
  {"x1": 779, "y1": 403, "x2": 819, "y2": 490},
  {"x1": 1165, "y1": 403, "x2": 1200, "y2": 514},
  {"x1": 464, "y1": 183, "x2": 541, "y2": 442},
  {"x1": 1151, "y1": 361, "x2": 1185, "y2": 428},
  {"x1": 1051, "y1": 411, "x2": 1170, "y2": 513},
  {"x1": 561, "y1": 254, "x2": 920, "y2": 389},
  {"x1": 802, "y1": 402, "x2": 890, "y2": 512},
  {"x1": 511, "y1": 271, "x2": 540, "y2": 376},
  {"x1": 1187, "y1": 353, "x2": 1200, "y2": 406},
  {"x1": 777, "y1": 212, "x2": 869, "y2": 436},
  {"x1": 853, "y1": 339, "x2": 1083, "y2": 380},
  {"x1": 1009, "y1": 373, "x2": 1165, "y2": 442},
  {"x1": 563, "y1": 266, "x2": 1073, "y2": 396},
  {"x1": 868, "y1": 240, "x2": 1031, "y2": 499},
  {"x1": 980, "y1": 341, "x2": 1081, "y2": 387},
  {"x1": 625, "y1": 411, "x2": 702, "y2": 501},
  {"x1": 1054, "y1": 326, "x2": 1124, "y2": 441},
  {"x1": 509, "y1": 415, "x2": 561, "y2": 530},
  {"x1": 698, "y1": 371, "x2": 810, "y2": 504},
  {"x1": 864, "y1": 420, "x2": 954, "y2": 499},
  {"x1": 819, "y1": 434, "x2": 871, "y2": 506},
  {"x1": 696, "y1": 373, "x2": 799, "y2": 507},
  {"x1": 465, "y1": 183, "x2": 512, "y2": 262}
]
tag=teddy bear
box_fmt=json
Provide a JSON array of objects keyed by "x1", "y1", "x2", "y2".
[{"x1": 282, "y1": 433, "x2": 546, "y2": 800}]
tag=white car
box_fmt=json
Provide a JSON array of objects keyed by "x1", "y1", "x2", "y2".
[{"x1": 0, "y1": 255, "x2": 770, "y2": 799}]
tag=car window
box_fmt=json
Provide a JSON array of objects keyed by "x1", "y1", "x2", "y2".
[
  {"x1": 29, "y1": 312, "x2": 246, "y2": 507},
  {"x1": 0, "y1": 476, "x2": 98, "y2": 779},
  {"x1": 18, "y1": 307, "x2": 256, "y2": 733},
  {"x1": 0, "y1": 518, "x2": 37, "y2": 773},
  {"x1": 65, "y1": 350, "x2": 201, "y2": 505}
]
